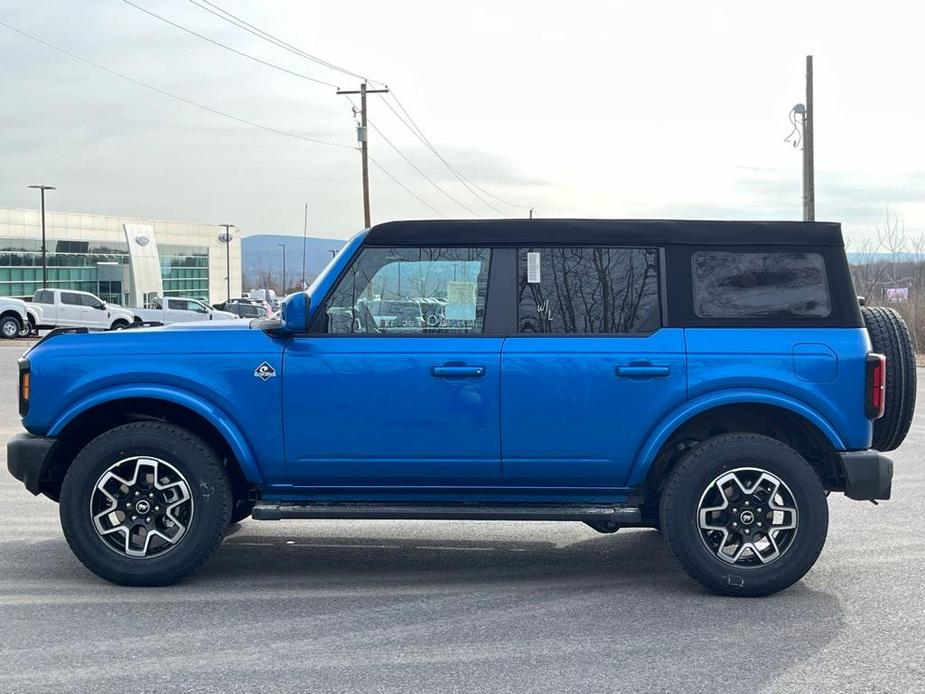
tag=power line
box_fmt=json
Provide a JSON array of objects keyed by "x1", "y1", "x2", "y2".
[
  {"x1": 122, "y1": 0, "x2": 338, "y2": 88},
  {"x1": 0, "y1": 19, "x2": 496, "y2": 221},
  {"x1": 341, "y1": 95, "x2": 479, "y2": 218},
  {"x1": 0, "y1": 19, "x2": 353, "y2": 150},
  {"x1": 386, "y1": 91, "x2": 533, "y2": 213},
  {"x1": 368, "y1": 156, "x2": 447, "y2": 218},
  {"x1": 185, "y1": 0, "x2": 522, "y2": 218},
  {"x1": 381, "y1": 93, "x2": 506, "y2": 216},
  {"x1": 189, "y1": 0, "x2": 387, "y2": 87},
  {"x1": 366, "y1": 112, "x2": 481, "y2": 217}
]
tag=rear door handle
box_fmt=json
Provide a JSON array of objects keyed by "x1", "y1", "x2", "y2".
[
  {"x1": 431, "y1": 365, "x2": 485, "y2": 378},
  {"x1": 616, "y1": 365, "x2": 670, "y2": 378}
]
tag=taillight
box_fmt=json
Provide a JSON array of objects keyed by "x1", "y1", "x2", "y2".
[
  {"x1": 17, "y1": 358, "x2": 30, "y2": 417},
  {"x1": 865, "y1": 353, "x2": 886, "y2": 419}
]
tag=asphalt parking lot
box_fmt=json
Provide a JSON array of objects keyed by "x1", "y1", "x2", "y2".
[{"x1": 0, "y1": 342, "x2": 923, "y2": 693}]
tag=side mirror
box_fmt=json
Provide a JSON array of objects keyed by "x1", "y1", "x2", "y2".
[
  {"x1": 96, "y1": 303, "x2": 106, "y2": 310},
  {"x1": 278, "y1": 292, "x2": 311, "y2": 332}
]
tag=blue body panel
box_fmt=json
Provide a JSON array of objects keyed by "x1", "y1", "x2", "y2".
[
  {"x1": 500, "y1": 330, "x2": 688, "y2": 486},
  {"x1": 684, "y1": 328, "x2": 872, "y2": 448},
  {"x1": 23, "y1": 322, "x2": 287, "y2": 484},
  {"x1": 282, "y1": 336, "x2": 503, "y2": 485}
]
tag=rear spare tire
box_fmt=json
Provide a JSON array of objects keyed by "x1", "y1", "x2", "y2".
[{"x1": 862, "y1": 306, "x2": 916, "y2": 451}]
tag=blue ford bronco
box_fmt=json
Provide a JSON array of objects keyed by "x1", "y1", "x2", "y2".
[{"x1": 7, "y1": 219, "x2": 915, "y2": 596}]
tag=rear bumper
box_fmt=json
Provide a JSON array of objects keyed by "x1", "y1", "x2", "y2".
[
  {"x1": 838, "y1": 450, "x2": 893, "y2": 501},
  {"x1": 7, "y1": 432, "x2": 57, "y2": 495}
]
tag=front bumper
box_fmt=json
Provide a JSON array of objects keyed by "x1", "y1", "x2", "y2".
[
  {"x1": 7, "y1": 432, "x2": 57, "y2": 495},
  {"x1": 838, "y1": 450, "x2": 893, "y2": 501}
]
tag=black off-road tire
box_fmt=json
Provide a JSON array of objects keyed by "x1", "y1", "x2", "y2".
[
  {"x1": 660, "y1": 433, "x2": 828, "y2": 597},
  {"x1": 110, "y1": 319, "x2": 130, "y2": 330},
  {"x1": 60, "y1": 422, "x2": 232, "y2": 586},
  {"x1": 17, "y1": 319, "x2": 34, "y2": 338},
  {"x1": 862, "y1": 306, "x2": 916, "y2": 451},
  {"x1": 0, "y1": 315, "x2": 22, "y2": 339}
]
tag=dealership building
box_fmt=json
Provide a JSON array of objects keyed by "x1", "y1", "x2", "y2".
[{"x1": 0, "y1": 208, "x2": 241, "y2": 307}]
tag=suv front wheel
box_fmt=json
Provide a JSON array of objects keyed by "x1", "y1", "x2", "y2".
[
  {"x1": 659, "y1": 433, "x2": 828, "y2": 597},
  {"x1": 60, "y1": 422, "x2": 232, "y2": 586}
]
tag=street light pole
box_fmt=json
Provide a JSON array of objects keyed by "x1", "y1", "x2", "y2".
[
  {"x1": 28, "y1": 185, "x2": 56, "y2": 288},
  {"x1": 218, "y1": 224, "x2": 235, "y2": 303},
  {"x1": 277, "y1": 243, "x2": 287, "y2": 294}
]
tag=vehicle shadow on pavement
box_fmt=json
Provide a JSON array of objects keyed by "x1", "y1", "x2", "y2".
[{"x1": 0, "y1": 528, "x2": 846, "y2": 693}]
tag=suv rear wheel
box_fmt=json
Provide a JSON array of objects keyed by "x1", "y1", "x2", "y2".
[
  {"x1": 59, "y1": 422, "x2": 232, "y2": 586},
  {"x1": 660, "y1": 433, "x2": 828, "y2": 597}
]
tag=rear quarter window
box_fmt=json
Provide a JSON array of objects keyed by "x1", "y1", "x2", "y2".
[{"x1": 692, "y1": 251, "x2": 831, "y2": 318}]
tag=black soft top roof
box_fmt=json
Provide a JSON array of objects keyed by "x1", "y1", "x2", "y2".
[{"x1": 364, "y1": 219, "x2": 844, "y2": 247}]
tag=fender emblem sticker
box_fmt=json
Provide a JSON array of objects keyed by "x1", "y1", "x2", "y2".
[{"x1": 254, "y1": 362, "x2": 277, "y2": 381}]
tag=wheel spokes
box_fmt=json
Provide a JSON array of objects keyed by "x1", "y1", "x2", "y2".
[
  {"x1": 90, "y1": 456, "x2": 194, "y2": 559},
  {"x1": 697, "y1": 467, "x2": 799, "y2": 567}
]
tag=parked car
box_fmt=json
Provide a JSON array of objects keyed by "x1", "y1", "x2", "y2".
[
  {"x1": 215, "y1": 297, "x2": 273, "y2": 316},
  {"x1": 248, "y1": 288, "x2": 279, "y2": 311},
  {"x1": 0, "y1": 297, "x2": 43, "y2": 339},
  {"x1": 7, "y1": 219, "x2": 914, "y2": 596},
  {"x1": 131, "y1": 296, "x2": 238, "y2": 325},
  {"x1": 220, "y1": 302, "x2": 269, "y2": 319},
  {"x1": 30, "y1": 289, "x2": 134, "y2": 330}
]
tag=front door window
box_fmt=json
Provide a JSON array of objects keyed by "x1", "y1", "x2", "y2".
[{"x1": 321, "y1": 247, "x2": 491, "y2": 335}]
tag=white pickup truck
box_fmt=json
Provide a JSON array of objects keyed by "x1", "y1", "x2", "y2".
[
  {"x1": 31, "y1": 289, "x2": 135, "y2": 331},
  {"x1": 0, "y1": 297, "x2": 44, "y2": 339},
  {"x1": 130, "y1": 296, "x2": 238, "y2": 325}
]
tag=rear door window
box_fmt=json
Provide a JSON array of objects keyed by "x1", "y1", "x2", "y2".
[
  {"x1": 516, "y1": 247, "x2": 660, "y2": 333},
  {"x1": 692, "y1": 251, "x2": 830, "y2": 318}
]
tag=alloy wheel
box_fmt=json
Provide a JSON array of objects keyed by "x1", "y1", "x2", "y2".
[
  {"x1": 90, "y1": 456, "x2": 194, "y2": 558},
  {"x1": 697, "y1": 467, "x2": 799, "y2": 566}
]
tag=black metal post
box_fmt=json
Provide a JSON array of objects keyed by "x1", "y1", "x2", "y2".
[
  {"x1": 29, "y1": 185, "x2": 55, "y2": 288},
  {"x1": 40, "y1": 187, "x2": 47, "y2": 287},
  {"x1": 278, "y1": 243, "x2": 287, "y2": 293}
]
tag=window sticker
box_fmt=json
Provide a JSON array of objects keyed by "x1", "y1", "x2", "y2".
[
  {"x1": 445, "y1": 281, "x2": 477, "y2": 320},
  {"x1": 527, "y1": 251, "x2": 541, "y2": 283}
]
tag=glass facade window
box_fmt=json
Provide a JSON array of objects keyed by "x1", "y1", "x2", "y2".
[
  {"x1": 0, "y1": 237, "x2": 130, "y2": 302},
  {"x1": 159, "y1": 244, "x2": 210, "y2": 299}
]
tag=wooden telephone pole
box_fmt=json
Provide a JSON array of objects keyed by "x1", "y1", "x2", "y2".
[
  {"x1": 337, "y1": 82, "x2": 390, "y2": 228},
  {"x1": 803, "y1": 55, "x2": 815, "y2": 222}
]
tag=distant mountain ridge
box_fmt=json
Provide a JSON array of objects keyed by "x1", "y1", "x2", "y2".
[{"x1": 242, "y1": 234, "x2": 346, "y2": 288}]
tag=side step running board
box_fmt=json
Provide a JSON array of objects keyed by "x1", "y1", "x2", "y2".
[{"x1": 252, "y1": 502, "x2": 641, "y2": 523}]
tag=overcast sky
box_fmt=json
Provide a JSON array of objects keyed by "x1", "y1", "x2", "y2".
[{"x1": 2, "y1": 1, "x2": 924, "y2": 243}]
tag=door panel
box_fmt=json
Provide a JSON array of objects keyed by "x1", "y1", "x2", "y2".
[
  {"x1": 58, "y1": 293, "x2": 85, "y2": 326},
  {"x1": 501, "y1": 330, "x2": 687, "y2": 487},
  {"x1": 283, "y1": 337, "x2": 503, "y2": 486}
]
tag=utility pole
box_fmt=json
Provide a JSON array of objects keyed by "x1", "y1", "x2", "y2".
[
  {"x1": 803, "y1": 55, "x2": 815, "y2": 222},
  {"x1": 336, "y1": 82, "x2": 390, "y2": 228},
  {"x1": 218, "y1": 224, "x2": 234, "y2": 302},
  {"x1": 277, "y1": 243, "x2": 287, "y2": 293},
  {"x1": 28, "y1": 185, "x2": 56, "y2": 288}
]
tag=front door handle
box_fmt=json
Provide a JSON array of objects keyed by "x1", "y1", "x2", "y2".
[
  {"x1": 431, "y1": 365, "x2": 485, "y2": 378},
  {"x1": 616, "y1": 365, "x2": 670, "y2": 378}
]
